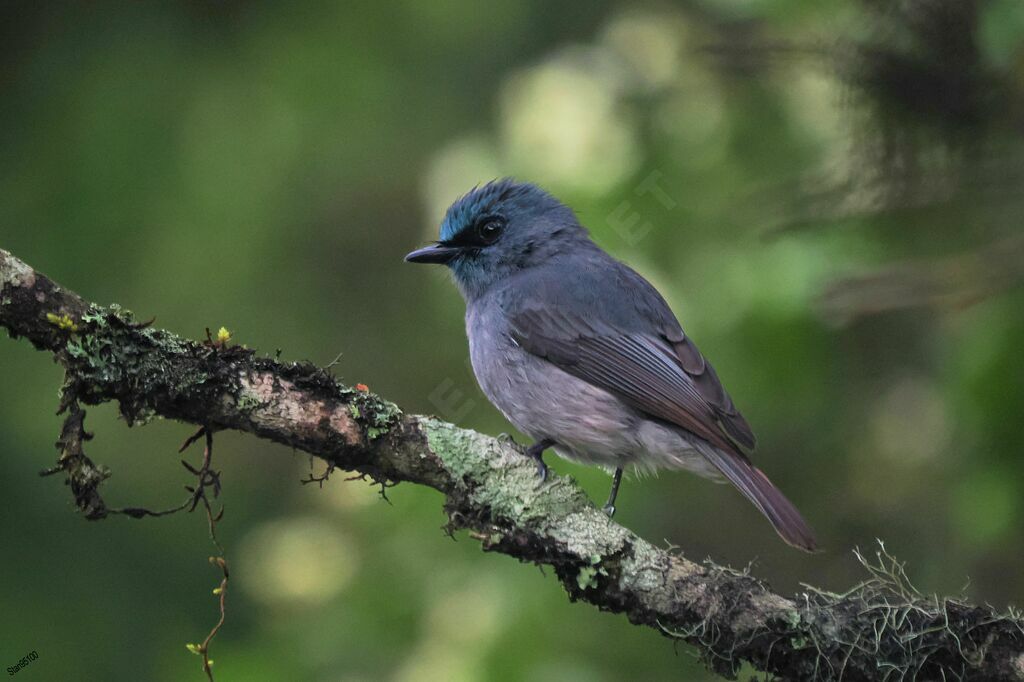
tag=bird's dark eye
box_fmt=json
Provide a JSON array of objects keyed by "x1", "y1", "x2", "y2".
[{"x1": 476, "y1": 217, "x2": 505, "y2": 245}]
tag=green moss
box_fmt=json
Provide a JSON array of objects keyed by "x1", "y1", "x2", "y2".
[
  {"x1": 342, "y1": 389, "x2": 401, "y2": 441},
  {"x1": 46, "y1": 312, "x2": 79, "y2": 332},
  {"x1": 62, "y1": 304, "x2": 225, "y2": 425},
  {"x1": 350, "y1": 391, "x2": 401, "y2": 435},
  {"x1": 59, "y1": 302, "x2": 403, "y2": 444},
  {"x1": 236, "y1": 392, "x2": 262, "y2": 413}
]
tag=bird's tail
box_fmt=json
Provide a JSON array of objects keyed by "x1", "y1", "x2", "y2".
[{"x1": 699, "y1": 446, "x2": 818, "y2": 552}]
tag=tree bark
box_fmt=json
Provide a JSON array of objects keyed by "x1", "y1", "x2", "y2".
[{"x1": 2, "y1": 247, "x2": 1022, "y2": 681}]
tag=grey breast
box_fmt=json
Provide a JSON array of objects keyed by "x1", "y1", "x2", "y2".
[
  {"x1": 465, "y1": 292, "x2": 648, "y2": 468},
  {"x1": 464, "y1": 286, "x2": 721, "y2": 478}
]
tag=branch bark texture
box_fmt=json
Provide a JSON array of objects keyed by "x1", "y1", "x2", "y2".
[{"x1": 2, "y1": 248, "x2": 1022, "y2": 681}]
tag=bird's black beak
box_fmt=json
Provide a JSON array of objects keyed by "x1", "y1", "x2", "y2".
[{"x1": 404, "y1": 243, "x2": 461, "y2": 265}]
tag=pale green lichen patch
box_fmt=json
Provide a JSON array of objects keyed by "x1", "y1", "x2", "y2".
[
  {"x1": 577, "y1": 564, "x2": 599, "y2": 590},
  {"x1": 0, "y1": 250, "x2": 35, "y2": 288},
  {"x1": 421, "y1": 418, "x2": 593, "y2": 521},
  {"x1": 576, "y1": 555, "x2": 609, "y2": 590},
  {"x1": 420, "y1": 417, "x2": 628, "y2": 557},
  {"x1": 420, "y1": 419, "x2": 495, "y2": 480},
  {"x1": 545, "y1": 510, "x2": 631, "y2": 557},
  {"x1": 618, "y1": 538, "x2": 675, "y2": 594}
]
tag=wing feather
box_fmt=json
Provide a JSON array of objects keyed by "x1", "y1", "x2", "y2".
[
  {"x1": 509, "y1": 306, "x2": 753, "y2": 454},
  {"x1": 507, "y1": 298, "x2": 817, "y2": 551}
]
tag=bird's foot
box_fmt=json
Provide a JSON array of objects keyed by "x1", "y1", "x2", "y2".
[
  {"x1": 602, "y1": 467, "x2": 623, "y2": 519},
  {"x1": 534, "y1": 459, "x2": 549, "y2": 483},
  {"x1": 524, "y1": 438, "x2": 555, "y2": 483}
]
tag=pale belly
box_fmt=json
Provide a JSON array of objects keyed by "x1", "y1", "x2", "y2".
[{"x1": 466, "y1": 312, "x2": 718, "y2": 478}]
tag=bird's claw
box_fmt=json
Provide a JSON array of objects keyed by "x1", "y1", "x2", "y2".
[
  {"x1": 524, "y1": 438, "x2": 554, "y2": 483},
  {"x1": 602, "y1": 467, "x2": 623, "y2": 518},
  {"x1": 535, "y1": 460, "x2": 548, "y2": 483}
]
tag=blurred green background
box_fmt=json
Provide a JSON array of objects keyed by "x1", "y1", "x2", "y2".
[{"x1": 2, "y1": 1, "x2": 1023, "y2": 680}]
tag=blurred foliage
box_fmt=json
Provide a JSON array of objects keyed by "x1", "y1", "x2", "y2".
[{"x1": 2, "y1": 1, "x2": 1023, "y2": 680}]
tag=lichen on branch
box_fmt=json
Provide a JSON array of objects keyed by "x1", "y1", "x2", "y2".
[{"x1": 2, "y1": 247, "x2": 1022, "y2": 681}]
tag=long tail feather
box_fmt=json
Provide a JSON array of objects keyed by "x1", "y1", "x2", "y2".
[{"x1": 699, "y1": 446, "x2": 818, "y2": 552}]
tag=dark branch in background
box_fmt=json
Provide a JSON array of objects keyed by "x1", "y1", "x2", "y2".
[
  {"x1": 2, "y1": 248, "x2": 1023, "y2": 681},
  {"x1": 697, "y1": 0, "x2": 1024, "y2": 324},
  {"x1": 818, "y1": 234, "x2": 1024, "y2": 326}
]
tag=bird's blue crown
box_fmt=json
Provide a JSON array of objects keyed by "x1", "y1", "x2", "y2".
[{"x1": 440, "y1": 179, "x2": 557, "y2": 242}]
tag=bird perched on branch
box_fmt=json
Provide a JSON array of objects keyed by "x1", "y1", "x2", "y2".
[{"x1": 405, "y1": 179, "x2": 817, "y2": 551}]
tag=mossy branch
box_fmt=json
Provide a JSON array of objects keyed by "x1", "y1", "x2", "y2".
[{"x1": 2, "y1": 247, "x2": 1022, "y2": 681}]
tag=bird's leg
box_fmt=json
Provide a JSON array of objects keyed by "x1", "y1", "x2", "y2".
[
  {"x1": 525, "y1": 438, "x2": 555, "y2": 482},
  {"x1": 602, "y1": 467, "x2": 624, "y2": 517}
]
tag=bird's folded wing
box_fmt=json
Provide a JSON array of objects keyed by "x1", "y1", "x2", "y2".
[
  {"x1": 508, "y1": 306, "x2": 755, "y2": 457},
  {"x1": 507, "y1": 302, "x2": 818, "y2": 551}
]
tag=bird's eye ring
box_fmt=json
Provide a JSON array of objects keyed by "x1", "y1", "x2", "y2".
[{"x1": 476, "y1": 216, "x2": 505, "y2": 245}]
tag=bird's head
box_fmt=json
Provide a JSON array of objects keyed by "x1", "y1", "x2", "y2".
[{"x1": 405, "y1": 179, "x2": 587, "y2": 298}]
